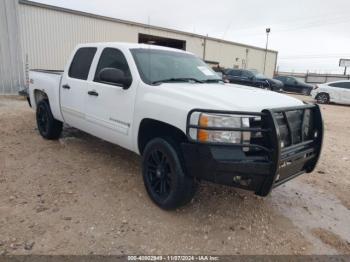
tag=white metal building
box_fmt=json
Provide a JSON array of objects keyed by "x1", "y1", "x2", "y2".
[{"x1": 0, "y1": 0, "x2": 278, "y2": 94}]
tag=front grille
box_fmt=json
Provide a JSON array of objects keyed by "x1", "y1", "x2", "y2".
[{"x1": 274, "y1": 109, "x2": 314, "y2": 149}]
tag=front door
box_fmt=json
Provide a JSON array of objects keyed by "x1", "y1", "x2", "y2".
[
  {"x1": 60, "y1": 47, "x2": 97, "y2": 130},
  {"x1": 85, "y1": 47, "x2": 137, "y2": 149}
]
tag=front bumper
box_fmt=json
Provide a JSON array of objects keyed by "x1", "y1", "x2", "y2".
[
  {"x1": 310, "y1": 90, "x2": 318, "y2": 99},
  {"x1": 182, "y1": 104, "x2": 323, "y2": 196},
  {"x1": 270, "y1": 82, "x2": 284, "y2": 91}
]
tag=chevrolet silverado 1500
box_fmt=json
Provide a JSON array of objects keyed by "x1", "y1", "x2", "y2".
[{"x1": 28, "y1": 43, "x2": 323, "y2": 209}]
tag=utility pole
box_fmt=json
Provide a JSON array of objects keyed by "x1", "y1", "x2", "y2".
[
  {"x1": 263, "y1": 28, "x2": 271, "y2": 75},
  {"x1": 245, "y1": 48, "x2": 249, "y2": 69},
  {"x1": 203, "y1": 34, "x2": 208, "y2": 61}
]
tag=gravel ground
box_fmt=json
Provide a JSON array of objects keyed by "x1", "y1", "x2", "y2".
[{"x1": 0, "y1": 94, "x2": 349, "y2": 255}]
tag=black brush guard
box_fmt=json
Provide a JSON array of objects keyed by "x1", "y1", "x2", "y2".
[{"x1": 182, "y1": 104, "x2": 323, "y2": 196}]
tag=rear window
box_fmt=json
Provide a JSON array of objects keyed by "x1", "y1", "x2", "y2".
[
  {"x1": 69, "y1": 47, "x2": 97, "y2": 80},
  {"x1": 329, "y1": 82, "x2": 350, "y2": 89}
]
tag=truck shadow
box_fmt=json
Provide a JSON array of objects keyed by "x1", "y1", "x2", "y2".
[
  {"x1": 44, "y1": 124, "x2": 347, "y2": 254},
  {"x1": 60, "y1": 125, "x2": 272, "y2": 213}
]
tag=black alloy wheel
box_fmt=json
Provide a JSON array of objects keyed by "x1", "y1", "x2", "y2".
[
  {"x1": 36, "y1": 100, "x2": 63, "y2": 139},
  {"x1": 37, "y1": 103, "x2": 50, "y2": 136},
  {"x1": 142, "y1": 138, "x2": 197, "y2": 210},
  {"x1": 145, "y1": 149, "x2": 172, "y2": 200},
  {"x1": 315, "y1": 93, "x2": 330, "y2": 104}
]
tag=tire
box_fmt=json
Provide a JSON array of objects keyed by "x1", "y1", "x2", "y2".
[
  {"x1": 142, "y1": 137, "x2": 197, "y2": 210},
  {"x1": 36, "y1": 100, "x2": 63, "y2": 140},
  {"x1": 315, "y1": 93, "x2": 330, "y2": 104}
]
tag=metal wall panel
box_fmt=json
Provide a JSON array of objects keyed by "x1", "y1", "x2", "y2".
[
  {"x1": 0, "y1": 0, "x2": 25, "y2": 94},
  {"x1": 2, "y1": 0, "x2": 278, "y2": 95},
  {"x1": 205, "y1": 39, "x2": 277, "y2": 77},
  {"x1": 17, "y1": 1, "x2": 277, "y2": 78},
  {"x1": 17, "y1": 4, "x2": 206, "y2": 71}
]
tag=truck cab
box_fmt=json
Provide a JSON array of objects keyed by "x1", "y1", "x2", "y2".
[{"x1": 28, "y1": 43, "x2": 323, "y2": 210}]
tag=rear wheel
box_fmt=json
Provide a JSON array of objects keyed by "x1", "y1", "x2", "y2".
[
  {"x1": 36, "y1": 100, "x2": 62, "y2": 139},
  {"x1": 142, "y1": 138, "x2": 197, "y2": 210},
  {"x1": 315, "y1": 93, "x2": 330, "y2": 104}
]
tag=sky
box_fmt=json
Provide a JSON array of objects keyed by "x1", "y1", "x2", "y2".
[{"x1": 35, "y1": 0, "x2": 350, "y2": 74}]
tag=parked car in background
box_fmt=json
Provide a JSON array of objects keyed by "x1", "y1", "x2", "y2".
[
  {"x1": 311, "y1": 80, "x2": 350, "y2": 105},
  {"x1": 223, "y1": 69, "x2": 283, "y2": 91},
  {"x1": 274, "y1": 76, "x2": 313, "y2": 95}
]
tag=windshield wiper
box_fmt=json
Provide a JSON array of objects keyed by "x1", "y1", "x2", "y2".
[
  {"x1": 202, "y1": 79, "x2": 223, "y2": 83},
  {"x1": 152, "y1": 78, "x2": 204, "y2": 85}
]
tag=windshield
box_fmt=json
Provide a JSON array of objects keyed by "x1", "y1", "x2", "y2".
[
  {"x1": 131, "y1": 48, "x2": 221, "y2": 85},
  {"x1": 295, "y1": 78, "x2": 305, "y2": 84}
]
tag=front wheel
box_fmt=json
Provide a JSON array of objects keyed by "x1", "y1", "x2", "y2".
[
  {"x1": 142, "y1": 138, "x2": 197, "y2": 210},
  {"x1": 36, "y1": 100, "x2": 63, "y2": 139},
  {"x1": 315, "y1": 93, "x2": 330, "y2": 104}
]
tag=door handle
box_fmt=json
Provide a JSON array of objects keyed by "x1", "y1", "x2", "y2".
[
  {"x1": 62, "y1": 84, "x2": 70, "y2": 89},
  {"x1": 88, "y1": 90, "x2": 99, "y2": 96}
]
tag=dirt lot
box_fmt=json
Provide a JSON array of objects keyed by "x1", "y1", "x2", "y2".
[{"x1": 0, "y1": 94, "x2": 349, "y2": 255}]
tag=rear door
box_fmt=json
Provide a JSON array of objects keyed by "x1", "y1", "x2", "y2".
[
  {"x1": 344, "y1": 82, "x2": 350, "y2": 104},
  {"x1": 329, "y1": 82, "x2": 350, "y2": 104},
  {"x1": 84, "y1": 47, "x2": 137, "y2": 149},
  {"x1": 60, "y1": 47, "x2": 97, "y2": 130}
]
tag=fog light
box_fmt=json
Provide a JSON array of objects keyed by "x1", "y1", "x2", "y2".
[
  {"x1": 233, "y1": 176, "x2": 252, "y2": 187},
  {"x1": 233, "y1": 176, "x2": 242, "y2": 183}
]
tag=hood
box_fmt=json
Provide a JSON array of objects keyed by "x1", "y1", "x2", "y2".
[
  {"x1": 152, "y1": 83, "x2": 304, "y2": 112},
  {"x1": 304, "y1": 83, "x2": 314, "y2": 88},
  {"x1": 270, "y1": 78, "x2": 283, "y2": 86}
]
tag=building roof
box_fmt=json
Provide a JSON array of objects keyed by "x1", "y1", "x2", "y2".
[
  {"x1": 19, "y1": 0, "x2": 278, "y2": 54},
  {"x1": 78, "y1": 42, "x2": 191, "y2": 53}
]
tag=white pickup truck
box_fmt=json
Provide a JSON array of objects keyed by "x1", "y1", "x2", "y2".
[{"x1": 28, "y1": 43, "x2": 323, "y2": 209}]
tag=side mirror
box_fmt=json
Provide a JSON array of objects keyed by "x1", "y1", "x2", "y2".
[{"x1": 98, "y1": 68, "x2": 132, "y2": 89}]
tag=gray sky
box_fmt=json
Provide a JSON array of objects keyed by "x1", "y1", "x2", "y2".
[{"x1": 35, "y1": 0, "x2": 350, "y2": 74}]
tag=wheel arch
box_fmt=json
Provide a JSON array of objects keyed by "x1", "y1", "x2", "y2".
[
  {"x1": 316, "y1": 92, "x2": 330, "y2": 103},
  {"x1": 31, "y1": 88, "x2": 64, "y2": 122},
  {"x1": 34, "y1": 89, "x2": 49, "y2": 106},
  {"x1": 137, "y1": 118, "x2": 188, "y2": 155}
]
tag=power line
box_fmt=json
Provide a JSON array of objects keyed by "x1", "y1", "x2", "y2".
[
  {"x1": 280, "y1": 54, "x2": 350, "y2": 59},
  {"x1": 226, "y1": 13, "x2": 350, "y2": 36}
]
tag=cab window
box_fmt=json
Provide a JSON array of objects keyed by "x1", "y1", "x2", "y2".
[
  {"x1": 329, "y1": 82, "x2": 350, "y2": 89},
  {"x1": 68, "y1": 47, "x2": 97, "y2": 80},
  {"x1": 94, "y1": 48, "x2": 132, "y2": 83},
  {"x1": 286, "y1": 77, "x2": 296, "y2": 85},
  {"x1": 229, "y1": 70, "x2": 241, "y2": 77}
]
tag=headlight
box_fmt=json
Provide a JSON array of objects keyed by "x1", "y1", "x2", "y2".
[{"x1": 188, "y1": 112, "x2": 251, "y2": 144}]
